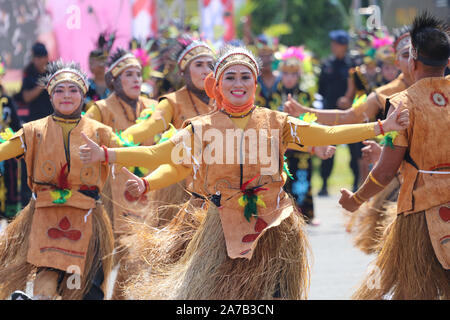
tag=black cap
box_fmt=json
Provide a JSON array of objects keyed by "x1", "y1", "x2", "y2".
[
  {"x1": 32, "y1": 42, "x2": 48, "y2": 57},
  {"x1": 329, "y1": 30, "x2": 350, "y2": 45}
]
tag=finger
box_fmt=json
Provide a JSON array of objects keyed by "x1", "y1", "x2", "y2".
[
  {"x1": 340, "y1": 188, "x2": 352, "y2": 198},
  {"x1": 81, "y1": 132, "x2": 95, "y2": 145},
  {"x1": 287, "y1": 93, "x2": 292, "y2": 101},
  {"x1": 362, "y1": 140, "x2": 376, "y2": 146},
  {"x1": 125, "y1": 180, "x2": 138, "y2": 187}
]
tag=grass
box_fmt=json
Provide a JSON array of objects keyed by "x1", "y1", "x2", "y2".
[{"x1": 311, "y1": 145, "x2": 355, "y2": 195}]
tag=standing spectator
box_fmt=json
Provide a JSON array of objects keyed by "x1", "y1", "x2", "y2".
[
  {"x1": 317, "y1": 30, "x2": 354, "y2": 196},
  {"x1": 21, "y1": 42, "x2": 53, "y2": 122}
]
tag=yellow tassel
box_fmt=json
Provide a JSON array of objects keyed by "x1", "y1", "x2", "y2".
[
  {"x1": 256, "y1": 195, "x2": 266, "y2": 208},
  {"x1": 158, "y1": 123, "x2": 177, "y2": 144},
  {"x1": 302, "y1": 112, "x2": 317, "y2": 123},
  {"x1": 50, "y1": 190, "x2": 60, "y2": 201},
  {"x1": 352, "y1": 93, "x2": 367, "y2": 109},
  {"x1": 0, "y1": 128, "x2": 14, "y2": 142},
  {"x1": 238, "y1": 196, "x2": 247, "y2": 207}
]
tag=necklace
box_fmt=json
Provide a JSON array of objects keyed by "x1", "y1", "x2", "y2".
[
  {"x1": 220, "y1": 107, "x2": 255, "y2": 118},
  {"x1": 52, "y1": 115, "x2": 80, "y2": 123},
  {"x1": 117, "y1": 95, "x2": 141, "y2": 123},
  {"x1": 187, "y1": 89, "x2": 201, "y2": 116}
]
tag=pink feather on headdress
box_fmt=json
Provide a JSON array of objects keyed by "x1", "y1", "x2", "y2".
[
  {"x1": 281, "y1": 46, "x2": 306, "y2": 61},
  {"x1": 132, "y1": 48, "x2": 150, "y2": 67},
  {"x1": 373, "y1": 35, "x2": 394, "y2": 49}
]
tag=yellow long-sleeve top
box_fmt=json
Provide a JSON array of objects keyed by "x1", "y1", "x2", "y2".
[
  {"x1": 0, "y1": 117, "x2": 79, "y2": 162},
  {"x1": 119, "y1": 99, "x2": 173, "y2": 144},
  {"x1": 114, "y1": 110, "x2": 376, "y2": 191}
]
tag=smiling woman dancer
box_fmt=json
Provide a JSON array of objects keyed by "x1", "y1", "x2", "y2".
[
  {"x1": 0, "y1": 61, "x2": 115, "y2": 300},
  {"x1": 118, "y1": 39, "x2": 216, "y2": 228},
  {"x1": 79, "y1": 46, "x2": 409, "y2": 299}
]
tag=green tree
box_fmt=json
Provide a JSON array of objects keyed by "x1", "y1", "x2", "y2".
[{"x1": 245, "y1": 0, "x2": 353, "y2": 59}]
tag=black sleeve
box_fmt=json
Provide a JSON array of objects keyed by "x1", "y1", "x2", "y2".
[
  {"x1": 22, "y1": 76, "x2": 36, "y2": 91},
  {"x1": 7, "y1": 97, "x2": 23, "y2": 131}
]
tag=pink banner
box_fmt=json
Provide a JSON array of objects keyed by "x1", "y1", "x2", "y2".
[{"x1": 45, "y1": 0, "x2": 132, "y2": 76}]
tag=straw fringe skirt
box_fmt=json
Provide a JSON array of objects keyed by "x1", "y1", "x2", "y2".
[
  {"x1": 352, "y1": 211, "x2": 450, "y2": 300},
  {"x1": 0, "y1": 200, "x2": 114, "y2": 300},
  {"x1": 123, "y1": 201, "x2": 311, "y2": 300}
]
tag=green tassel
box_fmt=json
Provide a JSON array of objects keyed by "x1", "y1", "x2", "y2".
[
  {"x1": 52, "y1": 189, "x2": 71, "y2": 204},
  {"x1": 115, "y1": 130, "x2": 140, "y2": 147},
  {"x1": 243, "y1": 194, "x2": 258, "y2": 222},
  {"x1": 133, "y1": 166, "x2": 145, "y2": 177},
  {"x1": 283, "y1": 155, "x2": 294, "y2": 180},
  {"x1": 380, "y1": 131, "x2": 399, "y2": 149}
]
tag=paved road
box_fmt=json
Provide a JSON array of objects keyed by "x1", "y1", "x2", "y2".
[
  {"x1": 0, "y1": 195, "x2": 376, "y2": 300},
  {"x1": 306, "y1": 194, "x2": 375, "y2": 300}
]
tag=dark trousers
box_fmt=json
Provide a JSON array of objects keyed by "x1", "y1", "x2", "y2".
[
  {"x1": 348, "y1": 142, "x2": 362, "y2": 191},
  {"x1": 320, "y1": 155, "x2": 335, "y2": 191}
]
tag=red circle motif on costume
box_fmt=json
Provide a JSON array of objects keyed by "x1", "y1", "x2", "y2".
[{"x1": 430, "y1": 91, "x2": 448, "y2": 107}]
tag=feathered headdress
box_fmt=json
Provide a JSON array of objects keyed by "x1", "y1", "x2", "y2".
[{"x1": 89, "y1": 31, "x2": 116, "y2": 62}]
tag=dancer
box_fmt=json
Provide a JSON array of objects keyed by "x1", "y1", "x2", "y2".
[
  {"x1": 84, "y1": 48, "x2": 159, "y2": 300},
  {"x1": 285, "y1": 26, "x2": 413, "y2": 252},
  {"x1": 0, "y1": 61, "x2": 115, "y2": 300},
  {"x1": 83, "y1": 32, "x2": 115, "y2": 111},
  {"x1": 284, "y1": 26, "x2": 412, "y2": 125},
  {"x1": 340, "y1": 12, "x2": 450, "y2": 299},
  {"x1": 118, "y1": 40, "x2": 216, "y2": 227},
  {"x1": 80, "y1": 46, "x2": 409, "y2": 299}
]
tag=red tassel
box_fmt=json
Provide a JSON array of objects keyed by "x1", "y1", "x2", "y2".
[{"x1": 57, "y1": 163, "x2": 70, "y2": 190}]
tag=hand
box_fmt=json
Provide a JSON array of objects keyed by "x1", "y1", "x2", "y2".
[
  {"x1": 336, "y1": 96, "x2": 352, "y2": 109},
  {"x1": 361, "y1": 140, "x2": 382, "y2": 164},
  {"x1": 283, "y1": 94, "x2": 309, "y2": 117},
  {"x1": 338, "y1": 188, "x2": 361, "y2": 212},
  {"x1": 313, "y1": 145, "x2": 336, "y2": 160},
  {"x1": 122, "y1": 167, "x2": 146, "y2": 198},
  {"x1": 381, "y1": 101, "x2": 409, "y2": 132},
  {"x1": 79, "y1": 132, "x2": 105, "y2": 164}
]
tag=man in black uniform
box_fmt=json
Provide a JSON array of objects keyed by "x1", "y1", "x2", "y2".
[
  {"x1": 20, "y1": 42, "x2": 52, "y2": 123},
  {"x1": 317, "y1": 30, "x2": 354, "y2": 196}
]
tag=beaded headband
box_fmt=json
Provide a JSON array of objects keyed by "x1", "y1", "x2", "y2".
[
  {"x1": 107, "y1": 53, "x2": 142, "y2": 78},
  {"x1": 214, "y1": 47, "x2": 259, "y2": 80},
  {"x1": 177, "y1": 41, "x2": 214, "y2": 71},
  {"x1": 279, "y1": 57, "x2": 301, "y2": 73},
  {"x1": 47, "y1": 69, "x2": 88, "y2": 95},
  {"x1": 394, "y1": 33, "x2": 411, "y2": 54}
]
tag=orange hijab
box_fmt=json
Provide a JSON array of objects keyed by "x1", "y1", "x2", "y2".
[{"x1": 204, "y1": 71, "x2": 256, "y2": 114}]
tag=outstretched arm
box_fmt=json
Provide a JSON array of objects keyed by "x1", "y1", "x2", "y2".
[
  {"x1": 123, "y1": 163, "x2": 192, "y2": 197},
  {"x1": 283, "y1": 92, "x2": 381, "y2": 125},
  {"x1": 339, "y1": 144, "x2": 406, "y2": 212},
  {"x1": 0, "y1": 138, "x2": 25, "y2": 162},
  {"x1": 79, "y1": 125, "x2": 195, "y2": 170},
  {"x1": 283, "y1": 102, "x2": 409, "y2": 147},
  {"x1": 121, "y1": 99, "x2": 174, "y2": 145}
]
